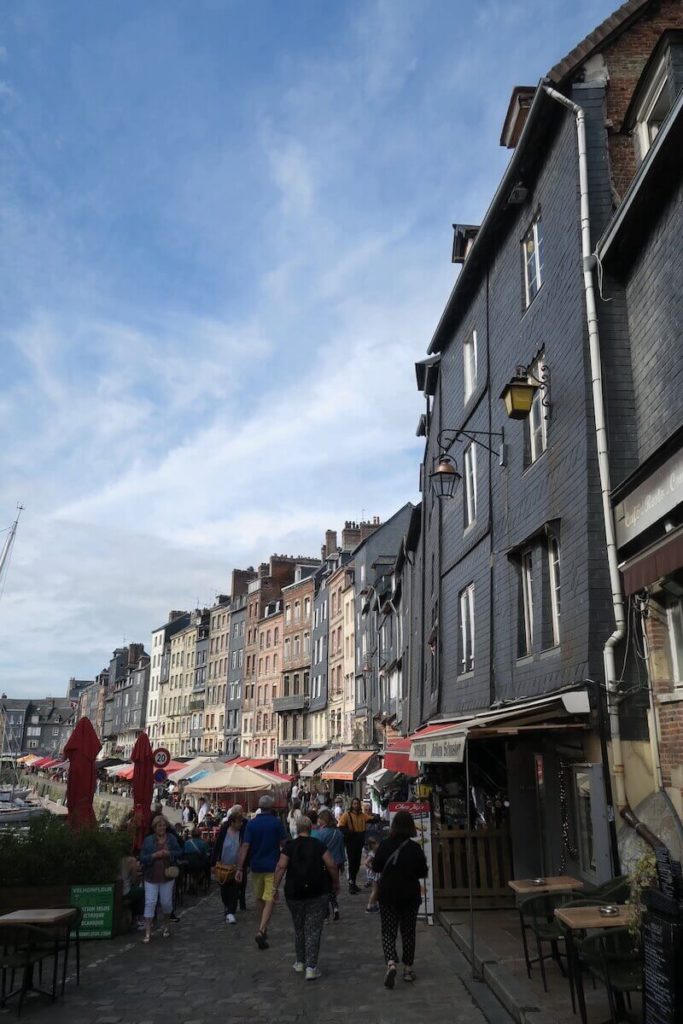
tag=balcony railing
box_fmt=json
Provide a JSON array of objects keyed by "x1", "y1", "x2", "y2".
[
  {"x1": 273, "y1": 694, "x2": 309, "y2": 713},
  {"x1": 188, "y1": 698, "x2": 205, "y2": 711}
]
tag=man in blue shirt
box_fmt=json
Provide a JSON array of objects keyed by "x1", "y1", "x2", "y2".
[{"x1": 235, "y1": 794, "x2": 286, "y2": 949}]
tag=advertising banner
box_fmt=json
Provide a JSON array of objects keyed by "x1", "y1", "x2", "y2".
[
  {"x1": 388, "y1": 800, "x2": 434, "y2": 919},
  {"x1": 69, "y1": 884, "x2": 115, "y2": 938}
]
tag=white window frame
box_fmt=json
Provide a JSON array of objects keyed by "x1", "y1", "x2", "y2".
[
  {"x1": 548, "y1": 536, "x2": 561, "y2": 647},
  {"x1": 635, "y1": 57, "x2": 670, "y2": 161},
  {"x1": 463, "y1": 443, "x2": 477, "y2": 527},
  {"x1": 667, "y1": 598, "x2": 683, "y2": 685},
  {"x1": 528, "y1": 355, "x2": 548, "y2": 462},
  {"x1": 464, "y1": 330, "x2": 477, "y2": 402},
  {"x1": 522, "y1": 216, "x2": 544, "y2": 307},
  {"x1": 459, "y1": 583, "x2": 475, "y2": 675},
  {"x1": 521, "y1": 551, "x2": 534, "y2": 654}
]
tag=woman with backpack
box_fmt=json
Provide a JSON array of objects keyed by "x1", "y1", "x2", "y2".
[
  {"x1": 370, "y1": 810, "x2": 428, "y2": 988},
  {"x1": 272, "y1": 815, "x2": 340, "y2": 980}
]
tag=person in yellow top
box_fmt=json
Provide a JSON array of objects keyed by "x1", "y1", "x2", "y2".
[{"x1": 337, "y1": 797, "x2": 376, "y2": 894}]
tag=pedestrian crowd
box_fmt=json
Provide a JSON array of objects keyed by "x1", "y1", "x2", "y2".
[{"x1": 119, "y1": 782, "x2": 428, "y2": 988}]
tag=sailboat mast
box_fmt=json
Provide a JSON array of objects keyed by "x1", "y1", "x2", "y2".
[{"x1": 0, "y1": 504, "x2": 23, "y2": 586}]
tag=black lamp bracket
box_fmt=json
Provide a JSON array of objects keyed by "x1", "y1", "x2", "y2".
[
  {"x1": 516, "y1": 362, "x2": 551, "y2": 421},
  {"x1": 437, "y1": 427, "x2": 506, "y2": 463}
]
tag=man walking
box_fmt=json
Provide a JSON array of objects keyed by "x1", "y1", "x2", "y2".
[{"x1": 235, "y1": 794, "x2": 286, "y2": 949}]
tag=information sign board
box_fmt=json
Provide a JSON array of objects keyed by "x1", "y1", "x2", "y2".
[{"x1": 69, "y1": 884, "x2": 115, "y2": 939}]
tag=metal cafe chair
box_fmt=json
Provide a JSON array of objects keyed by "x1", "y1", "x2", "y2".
[
  {"x1": 580, "y1": 928, "x2": 642, "y2": 1024},
  {"x1": 0, "y1": 923, "x2": 60, "y2": 1015},
  {"x1": 555, "y1": 898, "x2": 611, "y2": 1016},
  {"x1": 518, "y1": 892, "x2": 569, "y2": 991}
]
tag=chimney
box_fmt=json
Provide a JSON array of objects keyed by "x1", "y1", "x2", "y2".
[
  {"x1": 128, "y1": 643, "x2": 144, "y2": 666},
  {"x1": 168, "y1": 610, "x2": 185, "y2": 622},
  {"x1": 341, "y1": 521, "x2": 361, "y2": 551},
  {"x1": 325, "y1": 530, "x2": 338, "y2": 557},
  {"x1": 359, "y1": 519, "x2": 380, "y2": 542},
  {"x1": 259, "y1": 562, "x2": 270, "y2": 580},
  {"x1": 500, "y1": 86, "x2": 536, "y2": 149}
]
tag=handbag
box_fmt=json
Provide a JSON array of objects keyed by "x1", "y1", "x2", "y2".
[
  {"x1": 213, "y1": 862, "x2": 237, "y2": 885},
  {"x1": 164, "y1": 865, "x2": 180, "y2": 880}
]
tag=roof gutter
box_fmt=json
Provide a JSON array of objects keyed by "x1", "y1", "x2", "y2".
[{"x1": 427, "y1": 80, "x2": 551, "y2": 354}]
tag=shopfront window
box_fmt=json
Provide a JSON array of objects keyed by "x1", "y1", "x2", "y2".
[{"x1": 572, "y1": 769, "x2": 596, "y2": 875}]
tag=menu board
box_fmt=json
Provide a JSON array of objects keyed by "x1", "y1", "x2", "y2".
[
  {"x1": 69, "y1": 884, "x2": 115, "y2": 938},
  {"x1": 643, "y1": 891, "x2": 683, "y2": 1024}
]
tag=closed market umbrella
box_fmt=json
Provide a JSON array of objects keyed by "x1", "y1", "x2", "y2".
[
  {"x1": 131, "y1": 732, "x2": 154, "y2": 851},
  {"x1": 64, "y1": 717, "x2": 102, "y2": 829}
]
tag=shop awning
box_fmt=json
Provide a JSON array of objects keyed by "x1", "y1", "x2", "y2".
[
  {"x1": 366, "y1": 768, "x2": 400, "y2": 790},
  {"x1": 620, "y1": 526, "x2": 683, "y2": 594},
  {"x1": 234, "y1": 757, "x2": 277, "y2": 770},
  {"x1": 322, "y1": 750, "x2": 377, "y2": 781},
  {"x1": 167, "y1": 757, "x2": 226, "y2": 782},
  {"x1": 31, "y1": 756, "x2": 55, "y2": 768},
  {"x1": 300, "y1": 748, "x2": 341, "y2": 779},
  {"x1": 383, "y1": 738, "x2": 420, "y2": 777},
  {"x1": 410, "y1": 689, "x2": 591, "y2": 763}
]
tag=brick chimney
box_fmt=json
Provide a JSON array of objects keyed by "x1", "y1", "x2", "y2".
[
  {"x1": 341, "y1": 521, "x2": 361, "y2": 551},
  {"x1": 168, "y1": 610, "x2": 186, "y2": 622},
  {"x1": 359, "y1": 518, "x2": 381, "y2": 542},
  {"x1": 128, "y1": 643, "x2": 144, "y2": 666},
  {"x1": 325, "y1": 530, "x2": 338, "y2": 557},
  {"x1": 231, "y1": 568, "x2": 257, "y2": 597}
]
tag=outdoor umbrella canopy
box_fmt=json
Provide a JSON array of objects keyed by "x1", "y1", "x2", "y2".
[
  {"x1": 131, "y1": 732, "x2": 154, "y2": 851},
  {"x1": 184, "y1": 762, "x2": 281, "y2": 794},
  {"x1": 64, "y1": 717, "x2": 102, "y2": 829}
]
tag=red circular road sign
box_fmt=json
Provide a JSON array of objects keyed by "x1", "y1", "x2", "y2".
[{"x1": 152, "y1": 747, "x2": 171, "y2": 769}]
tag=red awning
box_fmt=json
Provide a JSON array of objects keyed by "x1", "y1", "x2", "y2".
[
  {"x1": 621, "y1": 528, "x2": 683, "y2": 594},
  {"x1": 43, "y1": 758, "x2": 66, "y2": 770},
  {"x1": 383, "y1": 738, "x2": 419, "y2": 777},
  {"x1": 234, "y1": 757, "x2": 277, "y2": 770},
  {"x1": 31, "y1": 756, "x2": 54, "y2": 768}
]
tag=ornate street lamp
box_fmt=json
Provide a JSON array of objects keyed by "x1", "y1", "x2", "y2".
[
  {"x1": 429, "y1": 454, "x2": 461, "y2": 499},
  {"x1": 500, "y1": 364, "x2": 549, "y2": 420}
]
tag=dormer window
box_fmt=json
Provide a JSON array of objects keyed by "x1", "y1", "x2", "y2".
[
  {"x1": 635, "y1": 58, "x2": 671, "y2": 159},
  {"x1": 625, "y1": 30, "x2": 683, "y2": 165}
]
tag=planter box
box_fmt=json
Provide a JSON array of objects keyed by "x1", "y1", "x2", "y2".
[{"x1": 0, "y1": 881, "x2": 126, "y2": 938}]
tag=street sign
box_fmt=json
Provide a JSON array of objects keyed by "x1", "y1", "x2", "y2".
[
  {"x1": 152, "y1": 747, "x2": 171, "y2": 768},
  {"x1": 154, "y1": 768, "x2": 168, "y2": 783}
]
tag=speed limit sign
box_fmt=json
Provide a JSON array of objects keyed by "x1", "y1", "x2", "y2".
[{"x1": 153, "y1": 747, "x2": 171, "y2": 769}]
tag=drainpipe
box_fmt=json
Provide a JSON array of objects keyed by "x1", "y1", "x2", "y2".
[{"x1": 542, "y1": 83, "x2": 627, "y2": 814}]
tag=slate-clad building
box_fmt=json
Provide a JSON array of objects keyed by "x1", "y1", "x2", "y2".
[{"x1": 407, "y1": 0, "x2": 683, "y2": 893}]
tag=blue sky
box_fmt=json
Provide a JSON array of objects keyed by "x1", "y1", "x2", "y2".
[{"x1": 1, "y1": 0, "x2": 618, "y2": 697}]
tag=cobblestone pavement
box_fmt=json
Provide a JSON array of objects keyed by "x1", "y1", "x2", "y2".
[{"x1": 4, "y1": 885, "x2": 505, "y2": 1024}]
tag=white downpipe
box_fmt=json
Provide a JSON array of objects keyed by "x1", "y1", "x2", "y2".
[{"x1": 542, "y1": 84, "x2": 628, "y2": 811}]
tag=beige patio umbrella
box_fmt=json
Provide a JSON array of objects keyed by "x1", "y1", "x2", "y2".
[
  {"x1": 167, "y1": 757, "x2": 226, "y2": 782},
  {"x1": 184, "y1": 762, "x2": 277, "y2": 794}
]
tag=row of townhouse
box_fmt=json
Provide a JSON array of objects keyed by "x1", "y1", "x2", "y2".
[{"x1": 1, "y1": 687, "x2": 81, "y2": 758}]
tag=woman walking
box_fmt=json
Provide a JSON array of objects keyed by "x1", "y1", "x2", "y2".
[
  {"x1": 337, "y1": 797, "x2": 375, "y2": 893},
  {"x1": 371, "y1": 810, "x2": 428, "y2": 988},
  {"x1": 139, "y1": 815, "x2": 182, "y2": 943},
  {"x1": 273, "y1": 816, "x2": 340, "y2": 980},
  {"x1": 317, "y1": 809, "x2": 346, "y2": 921},
  {"x1": 212, "y1": 806, "x2": 244, "y2": 923}
]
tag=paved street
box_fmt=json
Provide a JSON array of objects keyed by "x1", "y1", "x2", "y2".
[{"x1": 6, "y1": 885, "x2": 506, "y2": 1024}]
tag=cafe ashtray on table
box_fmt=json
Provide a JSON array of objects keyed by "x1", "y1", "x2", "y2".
[
  {"x1": 531, "y1": 878, "x2": 546, "y2": 886},
  {"x1": 599, "y1": 905, "x2": 620, "y2": 916}
]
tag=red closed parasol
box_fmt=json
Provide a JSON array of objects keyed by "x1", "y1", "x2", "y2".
[
  {"x1": 64, "y1": 717, "x2": 102, "y2": 829},
  {"x1": 131, "y1": 732, "x2": 154, "y2": 852}
]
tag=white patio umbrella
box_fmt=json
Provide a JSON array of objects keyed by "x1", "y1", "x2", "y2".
[{"x1": 184, "y1": 762, "x2": 280, "y2": 794}]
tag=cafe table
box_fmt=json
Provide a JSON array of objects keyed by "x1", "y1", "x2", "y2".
[
  {"x1": 554, "y1": 904, "x2": 632, "y2": 1024},
  {"x1": 0, "y1": 908, "x2": 78, "y2": 1007},
  {"x1": 509, "y1": 875, "x2": 585, "y2": 896}
]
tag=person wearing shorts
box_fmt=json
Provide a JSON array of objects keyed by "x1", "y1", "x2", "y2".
[{"x1": 236, "y1": 794, "x2": 286, "y2": 949}]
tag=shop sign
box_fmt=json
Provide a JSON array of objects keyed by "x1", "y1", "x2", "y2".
[
  {"x1": 615, "y1": 448, "x2": 683, "y2": 547},
  {"x1": 69, "y1": 884, "x2": 115, "y2": 938},
  {"x1": 388, "y1": 801, "x2": 434, "y2": 917},
  {"x1": 410, "y1": 734, "x2": 465, "y2": 763}
]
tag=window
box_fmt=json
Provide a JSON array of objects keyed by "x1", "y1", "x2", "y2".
[
  {"x1": 274, "y1": 627, "x2": 279, "y2": 644},
  {"x1": 635, "y1": 57, "x2": 672, "y2": 161},
  {"x1": 548, "y1": 536, "x2": 561, "y2": 647},
  {"x1": 459, "y1": 584, "x2": 475, "y2": 674},
  {"x1": 303, "y1": 632, "x2": 310, "y2": 655},
  {"x1": 521, "y1": 551, "x2": 534, "y2": 654},
  {"x1": 522, "y1": 215, "x2": 544, "y2": 307},
  {"x1": 285, "y1": 604, "x2": 291, "y2": 624},
  {"x1": 464, "y1": 330, "x2": 477, "y2": 402},
  {"x1": 294, "y1": 601, "x2": 301, "y2": 622},
  {"x1": 463, "y1": 443, "x2": 477, "y2": 527},
  {"x1": 304, "y1": 596, "x2": 311, "y2": 619},
  {"x1": 527, "y1": 355, "x2": 548, "y2": 463},
  {"x1": 238, "y1": 650, "x2": 243, "y2": 668},
  {"x1": 284, "y1": 638, "x2": 291, "y2": 661},
  {"x1": 667, "y1": 597, "x2": 683, "y2": 684}
]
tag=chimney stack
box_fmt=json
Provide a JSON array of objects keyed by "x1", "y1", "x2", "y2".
[
  {"x1": 325, "y1": 530, "x2": 338, "y2": 557},
  {"x1": 341, "y1": 521, "x2": 361, "y2": 551},
  {"x1": 359, "y1": 518, "x2": 381, "y2": 542}
]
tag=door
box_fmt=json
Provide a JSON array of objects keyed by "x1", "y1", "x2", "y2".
[{"x1": 569, "y1": 763, "x2": 612, "y2": 885}]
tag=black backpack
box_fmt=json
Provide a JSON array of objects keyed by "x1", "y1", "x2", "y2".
[{"x1": 286, "y1": 838, "x2": 328, "y2": 899}]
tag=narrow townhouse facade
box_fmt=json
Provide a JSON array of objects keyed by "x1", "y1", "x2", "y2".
[
  {"x1": 327, "y1": 548, "x2": 346, "y2": 748},
  {"x1": 308, "y1": 562, "x2": 330, "y2": 755},
  {"x1": 225, "y1": 596, "x2": 246, "y2": 756},
  {"x1": 203, "y1": 595, "x2": 230, "y2": 753},
  {"x1": 113, "y1": 649, "x2": 151, "y2": 758},
  {"x1": 408, "y1": 0, "x2": 683, "y2": 891},
  {"x1": 276, "y1": 569, "x2": 316, "y2": 772},
  {"x1": 0, "y1": 698, "x2": 30, "y2": 755},
  {"x1": 598, "y1": 77, "x2": 683, "y2": 831},
  {"x1": 342, "y1": 564, "x2": 357, "y2": 746},
  {"x1": 255, "y1": 601, "x2": 283, "y2": 763},
  {"x1": 23, "y1": 698, "x2": 77, "y2": 756},
  {"x1": 146, "y1": 611, "x2": 190, "y2": 750}
]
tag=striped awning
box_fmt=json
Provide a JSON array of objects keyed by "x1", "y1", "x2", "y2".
[{"x1": 321, "y1": 750, "x2": 377, "y2": 782}]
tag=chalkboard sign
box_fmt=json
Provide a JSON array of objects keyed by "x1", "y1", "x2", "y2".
[{"x1": 642, "y1": 889, "x2": 683, "y2": 1024}]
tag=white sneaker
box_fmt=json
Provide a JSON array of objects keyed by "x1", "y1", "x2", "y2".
[
  {"x1": 293, "y1": 961, "x2": 305, "y2": 973},
  {"x1": 226, "y1": 913, "x2": 237, "y2": 924},
  {"x1": 305, "y1": 967, "x2": 321, "y2": 981}
]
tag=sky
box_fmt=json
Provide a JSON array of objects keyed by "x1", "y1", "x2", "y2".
[{"x1": 0, "y1": 0, "x2": 619, "y2": 698}]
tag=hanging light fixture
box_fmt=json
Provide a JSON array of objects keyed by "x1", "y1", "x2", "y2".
[
  {"x1": 499, "y1": 370, "x2": 540, "y2": 419},
  {"x1": 429, "y1": 454, "x2": 461, "y2": 499}
]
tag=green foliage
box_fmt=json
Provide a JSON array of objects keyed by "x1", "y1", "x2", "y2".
[
  {"x1": 0, "y1": 816, "x2": 129, "y2": 887},
  {"x1": 627, "y1": 849, "x2": 658, "y2": 937}
]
